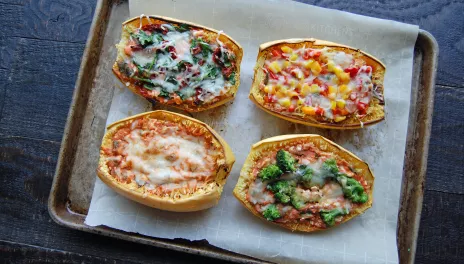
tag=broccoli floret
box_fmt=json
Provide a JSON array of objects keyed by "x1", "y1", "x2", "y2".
[
  {"x1": 276, "y1": 150, "x2": 297, "y2": 172},
  {"x1": 267, "y1": 180, "x2": 293, "y2": 193},
  {"x1": 267, "y1": 180, "x2": 295, "y2": 204},
  {"x1": 262, "y1": 204, "x2": 281, "y2": 221},
  {"x1": 297, "y1": 165, "x2": 314, "y2": 188},
  {"x1": 337, "y1": 174, "x2": 368, "y2": 203},
  {"x1": 258, "y1": 164, "x2": 283, "y2": 181},
  {"x1": 275, "y1": 193, "x2": 291, "y2": 203},
  {"x1": 290, "y1": 191, "x2": 306, "y2": 210},
  {"x1": 321, "y1": 158, "x2": 339, "y2": 178},
  {"x1": 320, "y1": 208, "x2": 348, "y2": 227}
]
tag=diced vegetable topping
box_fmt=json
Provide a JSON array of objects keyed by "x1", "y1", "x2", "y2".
[
  {"x1": 276, "y1": 149, "x2": 297, "y2": 172},
  {"x1": 119, "y1": 22, "x2": 237, "y2": 106},
  {"x1": 261, "y1": 45, "x2": 377, "y2": 121},
  {"x1": 267, "y1": 180, "x2": 295, "y2": 204},
  {"x1": 258, "y1": 164, "x2": 283, "y2": 181},
  {"x1": 320, "y1": 208, "x2": 348, "y2": 226},
  {"x1": 248, "y1": 143, "x2": 369, "y2": 228},
  {"x1": 263, "y1": 204, "x2": 281, "y2": 221}
]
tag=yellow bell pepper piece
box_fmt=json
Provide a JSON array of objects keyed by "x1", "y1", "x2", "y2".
[
  {"x1": 304, "y1": 59, "x2": 315, "y2": 69},
  {"x1": 328, "y1": 86, "x2": 337, "y2": 94},
  {"x1": 330, "y1": 101, "x2": 337, "y2": 110},
  {"x1": 336, "y1": 99, "x2": 346, "y2": 108},
  {"x1": 276, "y1": 91, "x2": 286, "y2": 99},
  {"x1": 339, "y1": 84, "x2": 350, "y2": 94},
  {"x1": 310, "y1": 61, "x2": 322, "y2": 75},
  {"x1": 279, "y1": 98, "x2": 291, "y2": 107},
  {"x1": 269, "y1": 61, "x2": 282, "y2": 73},
  {"x1": 281, "y1": 46, "x2": 293, "y2": 53},
  {"x1": 327, "y1": 60, "x2": 336, "y2": 72},
  {"x1": 310, "y1": 84, "x2": 320, "y2": 93},
  {"x1": 302, "y1": 106, "x2": 316, "y2": 115},
  {"x1": 289, "y1": 79, "x2": 297, "y2": 88},
  {"x1": 334, "y1": 116, "x2": 347, "y2": 122},
  {"x1": 283, "y1": 61, "x2": 290, "y2": 69},
  {"x1": 264, "y1": 86, "x2": 276, "y2": 94},
  {"x1": 337, "y1": 71, "x2": 351, "y2": 84},
  {"x1": 301, "y1": 83, "x2": 311, "y2": 96},
  {"x1": 287, "y1": 90, "x2": 299, "y2": 98},
  {"x1": 290, "y1": 53, "x2": 298, "y2": 61}
]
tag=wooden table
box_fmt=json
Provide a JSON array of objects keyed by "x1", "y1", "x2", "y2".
[{"x1": 0, "y1": 0, "x2": 462, "y2": 263}]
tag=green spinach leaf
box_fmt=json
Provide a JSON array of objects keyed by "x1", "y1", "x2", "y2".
[
  {"x1": 205, "y1": 66, "x2": 219, "y2": 79},
  {"x1": 159, "y1": 89, "x2": 171, "y2": 98},
  {"x1": 133, "y1": 76, "x2": 152, "y2": 83},
  {"x1": 146, "y1": 53, "x2": 158, "y2": 71},
  {"x1": 228, "y1": 71, "x2": 236, "y2": 85},
  {"x1": 166, "y1": 76, "x2": 178, "y2": 85},
  {"x1": 200, "y1": 42, "x2": 212, "y2": 57},
  {"x1": 134, "y1": 30, "x2": 153, "y2": 46},
  {"x1": 174, "y1": 23, "x2": 190, "y2": 32},
  {"x1": 175, "y1": 91, "x2": 186, "y2": 100}
]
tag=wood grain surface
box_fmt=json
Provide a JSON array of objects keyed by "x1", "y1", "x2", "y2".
[{"x1": 0, "y1": 0, "x2": 463, "y2": 263}]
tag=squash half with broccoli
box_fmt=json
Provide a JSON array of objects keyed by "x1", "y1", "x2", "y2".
[{"x1": 233, "y1": 134, "x2": 374, "y2": 232}]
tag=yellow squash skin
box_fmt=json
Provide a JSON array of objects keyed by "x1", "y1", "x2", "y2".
[
  {"x1": 113, "y1": 15, "x2": 243, "y2": 112},
  {"x1": 233, "y1": 134, "x2": 374, "y2": 232},
  {"x1": 250, "y1": 38, "x2": 386, "y2": 129},
  {"x1": 97, "y1": 110, "x2": 235, "y2": 212}
]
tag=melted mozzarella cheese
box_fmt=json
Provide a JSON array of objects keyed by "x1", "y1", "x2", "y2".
[
  {"x1": 333, "y1": 52, "x2": 353, "y2": 68},
  {"x1": 124, "y1": 26, "x2": 232, "y2": 101},
  {"x1": 118, "y1": 129, "x2": 211, "y2": 189},
  {"x1": 263, "y1": 46, "x2": 374, "y2": 120},
  {"x1": 248, "y1": 179, "x2": 275, "y2": 205},
  {"x1": 132, "y1": 50, "x2": 155, "y2": 67}
]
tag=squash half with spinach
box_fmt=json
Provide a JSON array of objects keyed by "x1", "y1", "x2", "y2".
[
  {"x1": 233, "y1": 134, "x2": 374, "y2": 232},
  {"x1": 113, "y1": 15, "x2": 243, "y2": 112}
]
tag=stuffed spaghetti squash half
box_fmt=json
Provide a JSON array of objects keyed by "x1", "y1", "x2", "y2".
[
  {"x1": 113, "y1": 15, "x2": 243, "y2": 112},
  {"x1": 250, "y1": 38, "x2": 386, "y2": 129},
  {"x1": 97, "y1": 111, "x2": 235, "y2": 212},
  {"x1": 233, "y1": 135, "x2": 374, "y2": 232}
]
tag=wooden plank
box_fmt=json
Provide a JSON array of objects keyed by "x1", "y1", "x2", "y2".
[
  {"x1": 22, "y1": 0, "x2": 97, "y2": 43},
  {"x1": 426, "y1": 85, "x2": 464, "y2": 194},
  {"x1": 297, "y1": 0, "x2": 464, "y2": 87},
  {"x1": 0, "y1": 0, "x2": 96, "y2": 43},
  {"x1": 0, "y1": 3, "x2": 25, "y2": 38},
  {"x1": 0, "y1": 240, "x2": 139, "y2": 264},
  {"x1": 0, "y1": 37, "x2": 18, "y2": 70},
  {"x1": 0, "y1": 0, "x2": 27, "y2": 5},
  {"x1": 415, "y1": 190, "x2": 464, "y2": 264},
  {"x1": 0, "y1": 69, "x2": 8, "y2": 120},
  {"x1": 0, "y1": 136, "x2": 230, "y2": 263},
  {"x1": 0, "y1": 3, "x2": 22, "y2": 70},
  {"x1": 0, "y1": 38, "x2": 85, "y2": 142}
]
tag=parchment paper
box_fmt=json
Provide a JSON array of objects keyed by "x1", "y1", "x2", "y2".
[{"x1": 85, "y1": 0, "x2": 419, "y2": 263}]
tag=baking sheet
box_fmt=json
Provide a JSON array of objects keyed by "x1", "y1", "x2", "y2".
[{"x1": 85, "y1": 0, "x2": 419, "y2": 263}]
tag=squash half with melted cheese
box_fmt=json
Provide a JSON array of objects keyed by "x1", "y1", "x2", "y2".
[
  {"x1": 233, "y1": 135, "x2": 374, "y2": 232},
  {"x1": 113, "y1": 15, "x2": 243, "y2": 112},
  {"x1": 97, "y1": 111, "x2": 235, "y2": 212},
  {"x1": 250, "y1": 39, "x2": 385, "y2": 129}
]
